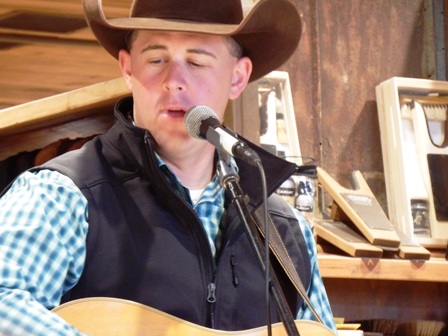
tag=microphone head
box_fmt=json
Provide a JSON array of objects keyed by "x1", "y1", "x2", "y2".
[{"x1": 184, "y1": 106, "x2": 219, "y2": 139}]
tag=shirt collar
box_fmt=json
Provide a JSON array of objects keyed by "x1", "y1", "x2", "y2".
[{"x1": 154, "y1": 151, "x2": 234, "y2": 206}]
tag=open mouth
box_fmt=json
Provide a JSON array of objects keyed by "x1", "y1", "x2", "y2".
[{"x1": 165, "y1": 109, "x2": 186, "y2": 118}]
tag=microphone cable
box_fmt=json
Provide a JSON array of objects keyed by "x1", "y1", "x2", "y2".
[{"x1": 255, "y1": 159, "x2": 273, "y2": 336}]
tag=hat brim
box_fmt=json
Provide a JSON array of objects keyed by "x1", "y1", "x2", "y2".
[{"x1": 84, "y1": 0, "x2": 302, "y2": 82}]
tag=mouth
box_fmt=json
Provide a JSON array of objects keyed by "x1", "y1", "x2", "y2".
[{"x1": 162, "y1": 106, "x2": 188, "y2": 119}]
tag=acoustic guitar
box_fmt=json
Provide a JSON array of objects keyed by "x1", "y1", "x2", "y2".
[{"x1": 53, "y1": 297, "x2": 337, "y2": 336}]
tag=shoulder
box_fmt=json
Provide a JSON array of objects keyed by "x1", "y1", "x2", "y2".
[
  {"x1": 37, "y1": 137, "x2": 112, "y2": 188},
  {"x1": 3, "y1": 169, "x2": 84, "y2": 199},
  {"x1": 0, "y1": 169, "x2": 88, "y2": 245}
]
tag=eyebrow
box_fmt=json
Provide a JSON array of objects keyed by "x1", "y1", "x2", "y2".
[
  {"x1": 187, "y1": 48, "x2": 217, "y2": 59},
  {"x1": 141, "y1": 44, "x2": 165, "y2": 53},
  {"x1": 141, "y1": 44, "x2": 217, "y2": 59}
]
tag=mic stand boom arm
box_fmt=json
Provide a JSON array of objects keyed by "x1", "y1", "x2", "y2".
[{"x1": 216, "y1": 151, "x2": 300, "y2": 336}]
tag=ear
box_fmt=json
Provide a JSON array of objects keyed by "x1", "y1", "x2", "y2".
[
  {"x1": 228, "y1": 56, "x2": 253, "y2": 100},
  {"x1": 118, "y1": 49, "x2": 133, "y2": 91}
]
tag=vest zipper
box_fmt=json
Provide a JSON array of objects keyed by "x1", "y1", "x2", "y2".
[
  {"x1": 143, "y1": 135, "x2": 222, "y2": 328},
  {"x1": 207, "y1": 281, "x2": 217, "y2": 328}
]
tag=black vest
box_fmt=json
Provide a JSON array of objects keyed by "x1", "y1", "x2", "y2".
[{"x1": 39, "y1": 97, "x2": 311, "y2": 331}]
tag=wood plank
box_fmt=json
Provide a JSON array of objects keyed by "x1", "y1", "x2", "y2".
[
  {"x1": 318, "y1": 254, "x2": 448, "y2": 282},
  {"x1": 0, "y1": 77, "x2": 129, "y2": 135},
  {"x1": 324, "y1": 278, "x2": 448, "y2": 323},
  {"x1": 0, "y1": 113, "x2": 114, "y2": 161},
  {"x1": 0, "y1": 0, "x2": 130, "y2": 16},
  {"x1": 0, "y1": 28, "x2": 98, "y2": 46},
  {"x1": 0, "y1": 43, "x2": 121, "y2": 108},
  {"x1": 0, "y1": 0, "x2": 129, "y2": 109},
  {"x1": 0, "y1": 77, "x2": 129, "y2": 161}
]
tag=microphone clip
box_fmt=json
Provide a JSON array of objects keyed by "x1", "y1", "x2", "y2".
[
  {"x1": 216, "y1": 151, "x2": 250, "y2": 206},
  {"x1": 216, "y1": 150, "x2": 239, "y2": 187}
]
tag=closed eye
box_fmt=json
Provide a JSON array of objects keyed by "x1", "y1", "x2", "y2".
[
  {"x1": 188, "y1": 60, "x2": 206, "y2": 68},
  {"x1": 149, "y1": 58, "x2": 167, "y2": 65}
]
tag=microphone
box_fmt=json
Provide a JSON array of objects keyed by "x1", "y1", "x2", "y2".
[{"x1": 184, "y1": 106, "x2": 261, "y2": 166}]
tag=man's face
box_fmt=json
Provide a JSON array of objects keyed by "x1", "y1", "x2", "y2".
[{"x1": 119, "y1": 30, "x2": 251, "y2": 157}]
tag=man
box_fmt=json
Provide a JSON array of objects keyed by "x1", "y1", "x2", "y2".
[{"x1": 0, "y1": 0, "x2": 336, "y2": 334}]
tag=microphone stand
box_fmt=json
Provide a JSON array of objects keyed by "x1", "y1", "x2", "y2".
[{"x1": 216, "y1": 151, "x2": 300, "y2": 336}]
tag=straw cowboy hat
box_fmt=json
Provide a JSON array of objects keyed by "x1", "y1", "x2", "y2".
[{"x1": 83, "y1": 0, "x2": 302, "y2": 82}]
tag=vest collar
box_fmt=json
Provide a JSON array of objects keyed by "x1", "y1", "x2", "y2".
[{"x1": 112, "y1": 97, "x2": 298, "y2": 208}]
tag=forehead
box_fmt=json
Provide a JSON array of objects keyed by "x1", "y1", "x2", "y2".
[{"x1": 131, "y1": 30, "x2": 229, "y2": 49}]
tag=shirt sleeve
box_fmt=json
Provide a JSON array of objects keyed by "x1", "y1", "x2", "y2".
[
  {"x1": 292, "y1": 207, "x2": 337, "y2": 333},
  {"x1": 0, "y1": 170, "x2": 88, "y2": 335}
]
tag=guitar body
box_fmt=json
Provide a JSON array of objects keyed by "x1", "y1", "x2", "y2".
[{"x1": 53, "y1": 297, "x2": 336, "y2": 336}]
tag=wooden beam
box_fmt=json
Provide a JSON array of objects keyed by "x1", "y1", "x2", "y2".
[
  {"x1": 0, "y1": 29, "x2": 98, "y2": 47},
  {"x1": 0, "y1": 0, "x2": 130, "y2": 17},
  {"x1": 0, "y1": 77, "x2": 129, "y2": 135}
]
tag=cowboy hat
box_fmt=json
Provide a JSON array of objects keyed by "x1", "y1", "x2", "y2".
[{"x1": 83, "y1": 0, "x2": 302, "y2": 82}]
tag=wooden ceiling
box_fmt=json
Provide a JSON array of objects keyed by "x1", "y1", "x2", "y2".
[{"x1": 0, "y1": 0, "x2": 132, "y2": 110}]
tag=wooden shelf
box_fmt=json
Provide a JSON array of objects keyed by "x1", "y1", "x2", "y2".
[
  {"x1": 318, "y1": 253, "x2": 448, "y2": 282},
  {"x1": 0, "y1": 77, "x2": 130, "y2": 161}
]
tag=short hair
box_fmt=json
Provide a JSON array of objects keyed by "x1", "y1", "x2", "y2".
[{"x1": 226, "y1": 36, "x2": 243, "y2": 59}]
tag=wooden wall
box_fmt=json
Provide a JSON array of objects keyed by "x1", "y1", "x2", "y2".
[
  {"x1": 279, "y1": 0, "x2": 432, "y2": 212},
  {"x1": 0, "y1": 0, "x2": 126, "y2": 109}
]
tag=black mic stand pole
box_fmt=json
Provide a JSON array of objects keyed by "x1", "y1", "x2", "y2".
[{"x1": 216, "y1": 151, "x2": 300, "y2": 336}]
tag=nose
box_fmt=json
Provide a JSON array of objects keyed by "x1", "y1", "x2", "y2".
[{"x1": 163, "y1": 62, "x2": 187, "y2": 92}]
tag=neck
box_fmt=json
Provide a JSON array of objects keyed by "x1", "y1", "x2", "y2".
[{"x1": 158, "y1": 143, "x2": 216, "y2": 190}]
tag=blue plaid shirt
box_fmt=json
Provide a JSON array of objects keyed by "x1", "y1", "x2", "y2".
[{"x1": 0, "y1": 167, "x2": 336, "y2": 335}]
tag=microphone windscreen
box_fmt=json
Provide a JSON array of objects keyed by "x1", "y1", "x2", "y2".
[{"x1": 184, "y1": 106, "x2": 218, "y2": 139}]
